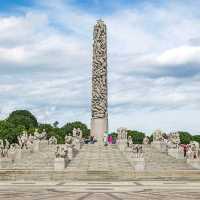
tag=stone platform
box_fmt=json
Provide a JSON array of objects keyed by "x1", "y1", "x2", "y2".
[{"x1": 0, "y1": 143, "x2": 199, "y2": 181}]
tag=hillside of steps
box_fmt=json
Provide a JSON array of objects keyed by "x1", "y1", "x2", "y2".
[
  {"x1": 12, "y1": 145, "x2": 56, "y2": 170},
  {"x1": 65, "y1": 144, "x2": 134, "y2": 180},
  {"x1": 143, "y1": 145, "x2": 194, "y2": 171}
]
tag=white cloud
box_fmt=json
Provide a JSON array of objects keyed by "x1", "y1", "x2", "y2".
[
  {"x1": 0, "y1": 0, "x2": 200, "y2": 134},
  {"x1": 157, "y1": 46, "x2": 200, "y2": 66}
]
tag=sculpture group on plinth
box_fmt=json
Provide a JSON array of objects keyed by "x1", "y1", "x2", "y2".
[
  {"x1": 54, "y1": 128, "x2": 83, "y2": 171},
  {"x1": 116, "y1": 127, "x2": 145, "y2": 171},
  {"x1": 143, "y1": 136, "x2": 149, "y2": 145},
  {"x1": 0, "y1": 126, "x2": 84, "y2": 170},
  {"x1": 117, "y1": 127, "x2": 128, "y2": 151}
]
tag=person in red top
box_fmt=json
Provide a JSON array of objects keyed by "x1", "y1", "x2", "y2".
[{"x1": 183, "y1": 145, "x2": 187, "y2": 157}]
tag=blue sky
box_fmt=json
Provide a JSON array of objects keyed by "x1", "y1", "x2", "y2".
[{"x1": 0, "y1": 0, "x2": 200, "y2": 134}]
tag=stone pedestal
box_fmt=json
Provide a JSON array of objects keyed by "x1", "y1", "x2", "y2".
[
  {"x1": 39, "y1": 140, "x2": 48, "y2": 151},
  {"x1": 118, "y1": 144, "x2": 126, "y2": 152},
  {"x1": 8, "y1": 151, "x2": 16, "y2": 163},
  {"x1": 15, "y1": 149, "x2": 22, "y2": 160},
  {"x1": 54, "y1": 158, "x2": 67, "y2": 171},
  {"x1": 168, "y1": 148, "x2": 184, "y2": 159},
  {"x1": 151, "y1": 141, "x2": 162, "y2": 151},
  {"x1": 0, "y1": 158, "x2": 12, "y2": 169},
  {"x1": 91, "y1": 118, "x2": 108, "y2": 142},
  {"x1": 134, "y1": 157, "x2": 145, "y2": 171},
  {"x1": 187, "y1": 159, "x2": 200, "y2": 169},
  {"x1": 67, "y1": 147, "x2": 73, "y2": 161},
  {"x1": 33, "y1": 140, "x2": 40, "y2": 152},
  {"x1": 160, "y1": 143, "x2": 167, "y2": 153}
]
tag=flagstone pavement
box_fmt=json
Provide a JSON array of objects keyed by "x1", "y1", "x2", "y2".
[{"x1": 0, "y1": 180, "x2": 200, "y2": 200}]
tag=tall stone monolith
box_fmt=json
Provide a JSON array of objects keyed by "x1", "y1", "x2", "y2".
[{"x1": 91, "y1": 19, "x2": 108, "y2": 142}]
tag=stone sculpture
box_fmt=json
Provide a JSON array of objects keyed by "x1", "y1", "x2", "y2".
[
  {"x1": 55, "y1": 146, "x2": 67, "y2": 158},
  {"x1": 65, "y1": 134, "x2": 73, "y2": 145},
  {"x1": 49, "y1": 136, "x2": 57, "y2": 145},
  {"x1": 0, "y1": 139, "x2": 7, "y2": 158},
  {"x1": 18, "y1": 131, "x2": 29, "y2": 149},
  {"x1": 73, "y1": 136, "x2": 81, "y2": 151},
  {"x1": 168, "y1": 132, "x2": 180, "y2": 147},
  {"x1": 153, "y1": 129, "x2": 163, "y2": 142},
  {"x1": 0, "y1": 139, "x2": 4, "y2": 149},
  {"x1": 34, "y1": 129, "x2": 47, "y2": 140},
  {"x1": 127, "y1": 136, "x2": 133, "y2": 148},
  {"x1": 77, "y1": 128, "x2": 82, "y2": 139},
  {"x1": 117, "y1": 127, "x2": 128, "y2": 151},
  {"x1": 8, "y1": 144, "x2": 16, "y2": 163},
  {"x1": 188, "y1": 141, "x2": 199, "y2": 160},
  {"x1": 91, "y1": 19, "x2": 108, "y2": 141},
  {"x1": 72, "y1": 128, "x2": 82, "y2": 139},
  {"x1": 143, "y1": 136, "x2": 149, "y2": 145},
  {"x1": 67, "y1": 144, "x2": 73, "y2": 161},
  {"x1": 54, "y1": 145, "x2": 68, "y2": 170},
  {"x1": 5, "y1": 139, "x2": 10, "y2": 149},
  {"x1": 72, "y1": 128, "x2": 77, "y2": 137}
]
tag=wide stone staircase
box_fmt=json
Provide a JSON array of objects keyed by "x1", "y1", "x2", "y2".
[
  {"x1": 143, "y1": 145, "x2": 194, "y2": 171},
  {"x1": 65, "y1": 143, "x2": 134, "y2": 180},
  {"x1": 64, "y1": 143, "x2": 196, "y2": 180},
  {"x1": 0, "y1": 143, "x2": 198, "y2": 181}
]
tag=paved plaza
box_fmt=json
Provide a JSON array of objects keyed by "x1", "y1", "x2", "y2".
[{"x1": 0, "y1": 180, "x2": 200, "y2": 199}]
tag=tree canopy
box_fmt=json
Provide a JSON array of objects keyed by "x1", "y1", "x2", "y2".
[
  {"x1": 7, "y1": 110, "x2": 38, "y2": 129},
  {"x1": 127, "y1": 130, "x2": 145, "y2": 144},
  {"x1": 1, "y1": 110, "x2": 200, "y2": 145},
  {"x1": 0, "y1": 110, "x2": 90, "y2": 144},
  {"x1": 192, "y1": 135, "x2": 200, "y2": 144},
  {"x1": 0, "y1": 120, "x2": 24, "y2": 143},
  {"x1": 62, "y1": 121, "x2": 90, "y2": 138},
  {"x1": 178, "y1": 131, "x2": 192, "y2": 144}
]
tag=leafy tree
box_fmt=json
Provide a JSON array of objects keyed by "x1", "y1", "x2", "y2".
[
  {"x1": 49, "y1": 127, "x2": 65, "y2": 144},
  {"x1": 0, "y1": 110, "x2": 92, "y2": 144},
  {"x1": 38, "y1": 123, "x2": 54, "y2": 134},
  {"x1": 149, "y1": 134, "x2": 153, "y2": 143},
  {"x1": 7, "y1": 110, "x2": 38, "y2": 130},
  {"x1": 53, "y1": 121, "x2": 59, "y2": 128},
  {"x1": 62, "y1": 121, "x2": 90, "y2": 138},
  {"x1": 192, "y1": 135, "x2": 200, "y2": 144},
  {"x1": 178, "y1": 131, "x2": 192, "y2": 144},
  {"x1": 127, "y1": 130, "x2": 145, "y2": 144},
  {"x1": 0, "y1": 120, "x2": 24, "y2": 143}
]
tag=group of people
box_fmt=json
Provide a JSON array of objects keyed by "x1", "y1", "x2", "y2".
[
  {"x1": 103, "y1": 135, "x2": 114, "y2": 146},
  {"x1": 181, "y1": 143, "x2": 200, "y2": 159}
]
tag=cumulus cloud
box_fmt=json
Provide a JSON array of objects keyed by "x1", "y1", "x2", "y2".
[
  {"x1": 0, "y1": 0, "x2": 200, "y2": 134},
  {"x1": 156, "y1": 46, "x2": 200, "y2": 66}
]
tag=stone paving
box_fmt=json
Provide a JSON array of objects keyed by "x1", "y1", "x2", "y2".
[{"x1": 0, "y1": 181, "x2": 200, "y2": 199}]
